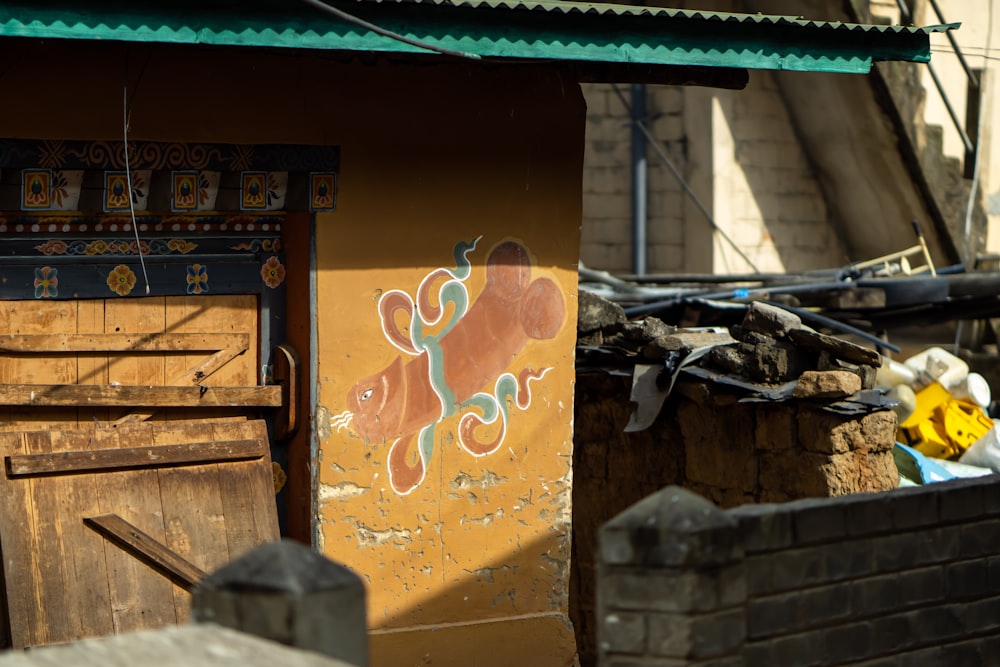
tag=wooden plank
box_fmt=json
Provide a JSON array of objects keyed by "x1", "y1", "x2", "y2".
[
  {"x1": 87, "y1": 423, "x2": 177, "y2": 635},
  {"x1": 7, "y1": 439, "x2": 266, "y2": 476},
  {"x1": 84, "y1": 514, "x2": 208, "y2": 591},
  {"x1": 0, "y1": 431, "x2": 37, "y2": 647},
  {"x1": 75, "y1": 300, "x2": 110, "y2": 427},
  {"x1": 0, "y1": 384, "x2": 282, "y2": 407},
  {"x1": 153, "y1": 422, "x2": 231, "y2": 622},
  {"x1": 23, "y1": 429, "x2": 115, "y2": 645},
  {"x1": 216, "y1": 421, "x2": 280, "y2": 561},
  {"x1": 0, "y1": 333, "x2": 248, "y2": 354}
]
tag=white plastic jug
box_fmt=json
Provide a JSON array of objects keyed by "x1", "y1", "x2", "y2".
[
  {"x1": 904, "y1": 347, "x2": 969, "y2": 390},
  {"x1": 950, "y1": 372, "x2": 992, "y2": 408},
  {"x1": 876, "y1": 357, "x2": 917, "y2": 389}
]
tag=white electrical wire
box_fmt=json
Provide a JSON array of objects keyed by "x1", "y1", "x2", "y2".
[{"x1": 123, "y1": 81, "x2": 150, "y2": 295}]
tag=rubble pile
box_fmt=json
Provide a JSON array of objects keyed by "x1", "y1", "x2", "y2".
[{"x1": 576, "y1": 292, "x2": 899, "y2": 505}]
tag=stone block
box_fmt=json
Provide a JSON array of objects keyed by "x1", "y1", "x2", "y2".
[
  {"x1": 769, "y1": 632, "x2": 825, "y2": 667},
  {"x1": 743, "y1": 554, "x2": 772, "y2": 596},
  {"x1": 753, "y1": 404, "x2": 797, "y2": 452},
  {"x1": 741, "y1": 302, "x2": 802, "y2": 338},
  {"x1": 823, "y1": 621, "x2": 873, "y2": 665},
  {"x1": 729, "y1": 503, "x2": 793, "y2": 553},
  {"x1": 822, "y1": 540, "x2": 874, "y2": 581},
  {"x1": 599, "y1": 611, "x2": 647, "y2": 654},
  {"x1": 745, "y1": 339, "x2": 813, "y2": 384},
  {"x1": 600, "y1": 487, "x2": 743, "y2": 568},
  {"x1": 903, "y1": 604, "x2": 964, "y2": 644},
  {"x1": 647, "y1": 609, "x2": 745, "y2": 660},
  {"x1": 797, "y1": 407, "x2": 896, "y2": 455},
  {"x1": 869, "y1": 612, "x2": 913, "y2": 656},
  {"x1": 791, "y1": 370, "x2": 861, "y2": 399},
  {"x1": 578, "y1": 289, "x2": 626, "y2": 333},
  {"x1": 963, "y1": 596, "x2": 1000, "y2": 633},
  {"x1": 679, "y1": 400, "x2": 757, "y2": 492},
  {"x1": 602, "y1": 570, "x2": 715, "y2": 613}
]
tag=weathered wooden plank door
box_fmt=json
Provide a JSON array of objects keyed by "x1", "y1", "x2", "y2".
[
  {"x1": 0, "y1": 295, "x2": 264, "y2": 431},
  {"x1": 0, "y1": 419, "x2": 278, "y2": 648}
]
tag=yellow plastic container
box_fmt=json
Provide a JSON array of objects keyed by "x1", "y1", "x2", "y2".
[{"x1": 898, "y1": 382, "x2": 994, "y2": 460}]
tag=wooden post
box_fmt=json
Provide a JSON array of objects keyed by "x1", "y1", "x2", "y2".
[{"x1": 191, "y1": 540, "x2": 368, "y2": 667}]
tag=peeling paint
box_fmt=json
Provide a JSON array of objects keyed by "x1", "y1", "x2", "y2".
[
  {"x1": 315, "y1": 404, "x2": 334, "y2": 440},
  {"x1": 461, "y1": 508, "x2": 504, "y2": 526},
  {"x1": 450, "y1": 469, "x2": 508, "y2": 491},
  {"x1": 318, "y1": 481, "x2": 371, "y2": 500},
  {"x1": 356, "y1": 523, "x2": 413, "y2": 547}
]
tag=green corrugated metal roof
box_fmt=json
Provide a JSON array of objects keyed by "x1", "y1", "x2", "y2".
[{"x1": 0, "y1": 1, "x2": 955, "y2": 75}]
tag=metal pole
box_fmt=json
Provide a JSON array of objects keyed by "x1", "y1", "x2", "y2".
[{"x1": 631, "y1": 83, "x2": 648, "y2": 276}]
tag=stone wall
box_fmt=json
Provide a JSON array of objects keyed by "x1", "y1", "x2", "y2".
[{"x1": 597, "y1": 479, "x2": 1000, "y2": 666}]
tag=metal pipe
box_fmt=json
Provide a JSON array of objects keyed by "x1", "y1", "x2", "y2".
[
  {"x1": 926, "y1": 63, "x2": 976, "y2": 154},
  {"x1": 927, "y1": 0, "x2": 980, "y2": 87},
  {"x1": 631, "y1": 83, "x2": 648, "y2": 276}
]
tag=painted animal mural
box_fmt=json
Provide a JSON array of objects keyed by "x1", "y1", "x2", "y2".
[{"x1": 331, "y1": 238, "x2": 566, "y2": 495}]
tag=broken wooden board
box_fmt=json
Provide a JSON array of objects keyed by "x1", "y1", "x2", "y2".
[{"x1": 0, "y1": 419, "x2": 279, "y2": 648}]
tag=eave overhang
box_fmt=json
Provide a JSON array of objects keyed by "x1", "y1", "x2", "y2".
[{"x1": 0, "y1": 1, "x2": 956, "y2": 83}]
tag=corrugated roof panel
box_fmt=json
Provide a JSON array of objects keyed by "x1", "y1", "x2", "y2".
[{"x1": 0, "y1": 2, "x2": 955, "y2": 75}]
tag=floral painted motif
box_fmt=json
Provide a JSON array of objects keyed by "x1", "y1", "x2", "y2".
[
  {"x1": 35, "y1": 240, "x2": 69, "y2": 256},
  {"x1": 261, "y1": 255, "x2": 286, "y2": 288},
  {"x1": 186, "y1": 264, "x2": 209, "y2": 294},
  {"x1": 106, "y1": 264, "x2": 136, "y2": 296},
  {"x1": 272, "y1": 462, "x2": 287, "y2": 494},
  {"x1": 86, "y1": 240, "x2": 109, "y2": 255},
  {"x1": 166, "y1": 239, "x2": 198, "y2": 254},
  {"x1": 33, "y1": 266, "x2": 58, "y2": 298}
]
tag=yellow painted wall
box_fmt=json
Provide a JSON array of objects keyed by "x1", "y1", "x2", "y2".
[
  {"x1": 314, "y1": 66, "x2": 584, "y2": 666},
  {"x1": 0, "y1": 40, "x2": 584, "y2": 665}
]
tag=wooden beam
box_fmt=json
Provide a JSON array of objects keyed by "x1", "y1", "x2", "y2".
[
  {"x1": 0, "y1": 333, "x2": 249, "y2": 353},
  {"x1": 0, "y1": 384, "x2": 282, "y2": 407},
  {"x1": 84, "y1": 514, "x2": 207, "y2": 591},
  {"x1": 7, "y1": 439, "x2": 266, "y2": 477}
]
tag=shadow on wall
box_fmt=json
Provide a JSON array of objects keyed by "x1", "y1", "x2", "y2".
[
  {"x1": 366, "y1": 531, "x2": 578, "y2": 667},
  {"x1": 570, "y1": 372, "x2": 687, "y2": 667}
]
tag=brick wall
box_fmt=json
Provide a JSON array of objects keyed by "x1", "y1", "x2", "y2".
[
  {"x1": 571, "y1": 371, "x2": 897, "y2": 666},
  {"x1": 597, "y1": 478, "x2": 1000, "y2": 666},
  {"x1": 580, "y1": 73, "x2": 849, "y2": 276}
]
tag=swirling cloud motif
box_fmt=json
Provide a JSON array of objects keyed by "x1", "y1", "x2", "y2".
[{"x1": 345, "y1": 238, "x2": 566, "y2": 495}]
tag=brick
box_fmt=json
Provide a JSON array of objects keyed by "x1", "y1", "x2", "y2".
[
  {"x1": 769, "y1": 547, "x2": 827, "y2": 592},
  {"x1": 824, "y1": 622, "x2": 873, "y2": 664},
  {"x1": 904, "y1": 605, "x2": 964, "y2": 644},
  {"x1": 746, "y1": 593, "x2": 798, "y2": 639},
  {"x1": 603, "y1": 571, "x2": 715, "y2": 613},
  {"x1": 791, "y1": 499, "x2": 848, "y2": 545},
  {"x1": 605, "y1": 658, "x2": 686, "y2": 667},
  {"x1": 742, "y1": 642, "x2": 772, "y2": 667},
  {"x1": 823, "y1": 539, "x2": 873, "y2": 581},
  {"x1": 869, "y1": 612, "x2": 913, "y2": 656},
  {"x1": 715, "y1": 563, "x2": 748, "y2": 607},
  {"x1": 898, "y1": 646, "x2": 944, "y2": 667},
  {"x1": 913, "y1": 526, "x2": 960, "y2": 565},
  {"x1": 982, "y1": 478, "x2": 1000, "y2": 515},
  {"x1": 958, "y1": 520, "x2": 1000, "y2": 558},
  {"x1": 871, "y1": 533, "x2": 922, "y2": 572},
  {"x1": 938, "y1": 642, "x2": 985, "y2": 667},
  {"x1": 896, "y1": 566, "x2": 945, "y2": 606},
  {"x1": 744, "y1": 555, "x2": 772, "y2": 596},
  {"x1": 729, "y1": 504, "x2": 793, "y2": 553},
  {"x1": 964, "y1": 596, "x2": 1000, "y2": 633},
  {"x1": 938, "y1": 478, "x2": 986, "y2": 521},
  {"x1": 987, "y1": 556, "x2": 1000, "y2": 592},
  {"x1": 792, "y1": 370, "x2": 861, "y2": 399},
  {"x1": 850, "y1": 573, "x2": 900, "y2": 618},
  {"x1": 648, "y1": 611, "x2": 748, "y2": 659},
  {"x1": 844, "y1": 494, "x2": 894, "y2": 536},
  {"x1": 599, "y1": 611, "x2": 647, "y2": 654},
  {"x1": 979, "y1": 634, "x2": 1000, "y2": 665},
  {"x1": 769, "y1": 633, "x2": 824, "y2": 667},
  {"x1": 798, "y1": 582, "x2": 851, "y2": 627},
  {"x1": 945, "y1": 559, "x2": 988, "y2": 600}
]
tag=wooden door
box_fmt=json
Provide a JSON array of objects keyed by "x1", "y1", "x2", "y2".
[{"x1": 0, "y1": 294, "x2": 277, "y2": 430}]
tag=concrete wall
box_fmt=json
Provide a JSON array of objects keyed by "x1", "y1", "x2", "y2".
[
  {"x1": 580, "y1": 73, "x2": 847, "y2": 276},
  {"x1": 597, "y1": 478, "x2": 1000, "y2": 666}
]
